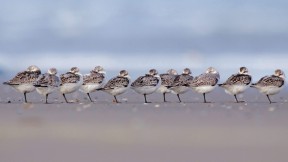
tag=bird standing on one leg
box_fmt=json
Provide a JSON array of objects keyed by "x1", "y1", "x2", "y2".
[
  {"x1": 34, "y1": 68, "x2": 60, "y2": 104},
  {"x1": 79, "y1": 66, "x2": 105, "y2": 102},
  {"x1": 189, "y1": 67, "x2": 220, "y2": 103},
  {"x1": 169, "y1": 68, "x2": 193, "y2": 103},
  {"x1": 218, "y1": 67, "x2": 252, "y2": 103},
  {"x1": 251, "y1": 69, "x2": 285, "y2": 104},
  {"x1": 3, "y1": 65, "x2": 41, "y2": 103},
  {"x1": 131, "y1": 69, "x2": 161, "y2": 103},
  {"x1": 59, "y1": 67, "x2": 83, "y2": 103},
  {"x1": 99, "y1": 70, "x2": 130, "y2": 103},
  {"x1": 156, "y1": 69, "x2": 178, "y2": 102}
]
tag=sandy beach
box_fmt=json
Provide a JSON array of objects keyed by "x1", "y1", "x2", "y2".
[{"x1": 0, "y1": 85, "x2": 288, "y2": 162}]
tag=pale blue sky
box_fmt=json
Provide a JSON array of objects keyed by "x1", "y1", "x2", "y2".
[{"x1": 1, "y1": 0, "x2": 288, "y2": 79}]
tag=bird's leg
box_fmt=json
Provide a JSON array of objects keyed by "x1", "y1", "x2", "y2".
[
  {"x1": 114, "y1": 96, "x2": 119, "y2": 103},
  {"x1": 45, "y1": 94, "x2": 48, "y2": 104},
  {"x1": 63, "y1": 94, "x2": 69, "y2": 103},
  {"x1": 24, "y1": 92, "x2": 27, "y2": 103},
  {"x1": 203, "y1": 93, "x2": 207, "y2": 103},
  {"x1": 203, "y1": 93, "x2": 211, "y2": 103},
  {"x1": 144, "y1": 94, "x2": 151, "y2": 103},
  {"x1": 87, "y1": 93, "x2": 93, "y2": 102},
  {"x1": 177, "y1": 94, "x2": 182, "y2": 102},
  {"x1": 234, "y1": 94, "x2": 239, "y2": 103},
  {"x1": 163, "y1": 93, "x2": 166, "y2": 102},
  {"x1": 266, "y1": 95, "x2": 274, "y2": 104}
]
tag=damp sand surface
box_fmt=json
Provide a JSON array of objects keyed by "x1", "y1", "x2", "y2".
[{"x1": 0, "y1": 85, "x2": 288, "y2": 162}]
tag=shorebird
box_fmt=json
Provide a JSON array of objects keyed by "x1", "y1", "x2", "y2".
[
  {"x1": 251, "y1": 69, "x2": 285, "y2": 104},
  {"x1": 79, "y1": 66, "x2": 105, "y2": 102},
  {"x1": 59, "y1": 67, "x2": 83, "y2": 103},
  {"x1": 169, "y1": 68, "x2": 193, "y2": 102},
  {"x1": 99, "y1": 70, "x2": 130, "y2": 103},
  {"x1": 3, "y1": 65, "x2": 41, "y2": 103},
  {"x1": 219, "y1": 67, "x2": 252, "y2": 103},
  {"x1": 34, "y1": 68, "x2": 60, "y2": 104},
  {"x1": 156, "y1": 69, "x2": 178, "y2": 102},
  {"x1": 189, "y1": 67, "x2": 220, "y2": 103},
  {"x1": 131, "y1": 69, "x2": 161, "y2": 103}
]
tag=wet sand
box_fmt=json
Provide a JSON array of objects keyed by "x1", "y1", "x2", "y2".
[{"x1": 0, "y1": 85, "x2": 288, "y2": 162}]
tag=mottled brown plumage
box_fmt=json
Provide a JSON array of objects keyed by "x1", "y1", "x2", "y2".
[
  {"x1": 83, "y1": 72, "x2": 105, "y2": 85},
  {"x1": 131, "y1": 74, "x2": 160, "y2": 87},
  {"x1": 34, "y1": 73, "x2": 60, "y2": 87},
  {"x1": 188, "y1": 67, "x2": 220, "y2": 103},
  {"x1": 5, "y1": 71, "x2": 41, "y2": 85},
  {"x1": 60, "y1": 72, "x2": 81, "y2": 85},
  {"x1": 130, "y1": 69, "x2": 160, "y2": 103},
  {"x1": 189, "y1": 73, "x2": 219, "y2": 87},
  {"x1": 163, "y1": 68, "x2": 192, "y2": 102},
  {"x1": 3, "y1": 65, "x2": 41, "y2": 103},
  {"x1": 250, "y1": 69, "x2": 285, "y2": 104},
  {"x1": 222, "y1": 74, "x2": 251, "y2": 86},
  {"x1": 253, "y1": 75, "x2": 284, "y2": 87},
  {"x1": 160, "y1": 73, "x2": 177, "y2": 87},
  {"x1": 172, "y1": 74, "x2": 193, "y2": 87},
  {"x1": 103, "y1": 77, "x2": 129, "y2": 90}
]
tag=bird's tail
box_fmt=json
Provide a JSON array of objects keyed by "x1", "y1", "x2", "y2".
[
  {"x1": 250, "y1": 83, "x2": 257, "y2": 88},
  {"x1": 3, "y1": 82, "x2": 18, "y2": 85},
  {"x1": 34, "y1": 84, "x2": 48, "y2": 87},
  {"x1": 3, "y1": 82, "x2": 9, "y2": 85}
]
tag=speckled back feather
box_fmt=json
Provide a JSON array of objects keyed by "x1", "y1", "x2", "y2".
[
  {"x1": 60, "y1": 72, "x2": 81, "y2": 84},
  {"x1": 160, "y1": 73, "x2": 177, "y2": 86},
  {"x1": 5, "y1": 71, "x2": 41, "y2": 84},
  {"x1": 131, "y1": 75, "x2": 160, "y2": 87},
  {"x1": 34, "y1": 73, "x2": 60, "y2": 87},
  {"x1": 172, "y1": 74, "x2": 193, "y2": 87},
  {"x1": 103, "y1": 76, "x2": 129, "y2": 90},
  {"x1": 189, "y1": 73, "x2": 218, "y2": 87},
  {"x1": 254, "y1": 75, "x2": 284, "y2": 87},
  {"x1": 83, "y1": 72, "x2": 105, "y2": 85},
  {"x1": 223, "y1": 74, "x2": 251, "y2": 85}
]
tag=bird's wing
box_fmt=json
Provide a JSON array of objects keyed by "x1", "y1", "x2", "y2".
[{"x1": 103, "y1": 76, "x2": 129, "y2": 90}]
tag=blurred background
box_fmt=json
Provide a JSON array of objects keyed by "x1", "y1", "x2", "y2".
[
  {"x1": 1, "y1": 0, "x2": 288, "y2": 81},
  {"x1": 1, "y1": 2, "x2": 288, "y2": 162}
]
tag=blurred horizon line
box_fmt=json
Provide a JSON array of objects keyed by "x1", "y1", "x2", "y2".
[{"x1": 0, "y1": 52, "x2": 287, "y2": 82}]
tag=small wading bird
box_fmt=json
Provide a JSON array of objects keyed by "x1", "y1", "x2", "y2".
[
  {"x1": 218, "y1": 67, "x2": 252, "y2": 103},
  {"x1": 131, "y1": 69, "x2": 161, "y2": 103},
  {"x1": 59, "y1": 67, "x2": 83, "y2": 103},
  {"x1": 99, "y1": 70, "x2": 130, "y2": 103},
  {"x1": 3, "y1": 65, "x2": 41, "y2": 103},
  {"x1": 250, "y1": 69, "x2": 285, "y2": 104},
  {"x1": 156, "y1": 69, "x2": 178, "y2": 102},
  {"x1": 79, "y1": 66, "x2": 105, "y2": 102},
  {"x1": 189, "y1": 67, "x2": 220, "y2": 103},
  {"x1": 34, "y1": 68, "x2": 60, "y2": 104},
  {"x1": 169, "y1": 68, "x2": 193, "y2": 102}
]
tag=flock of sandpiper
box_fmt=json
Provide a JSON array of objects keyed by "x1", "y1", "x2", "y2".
[{"x1": 2, "y1": 65, "x2": 286, "y2": 104}]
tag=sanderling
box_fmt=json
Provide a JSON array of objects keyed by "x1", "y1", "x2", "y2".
[
  {"x1": 3, "y1": 65, "x2": 41, "y2": 103},
  {"x1": 99, "y1": 70, "x2": 130, "y2": 103},
  {"x1": 59, "y1": 67, "x2": 83, "y2": 103},
  {"x1": 131, "y1": 69, "x2": 161, "y2": 103},
  {"x1": 189, "y1": 67, "x2": 220, "y2": 103},
  {"x1": 79, "y1": 66, "x2": 105, "y2": 102},
  {"x1": 156, "y1": 69, "x2": 178, "y2": 102},
  {"x1": 219, "y1": 67, "x2": 252, "y2": 103},
  {"x1": 169, "y1": 68, "x2": 193, "y2": 102},
  {"x1": 34, "y1": 68, "x2": 60, "y2": 104},
  {"x1": 250, "y1": 69, "x2": 285, "y2": 104}
]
